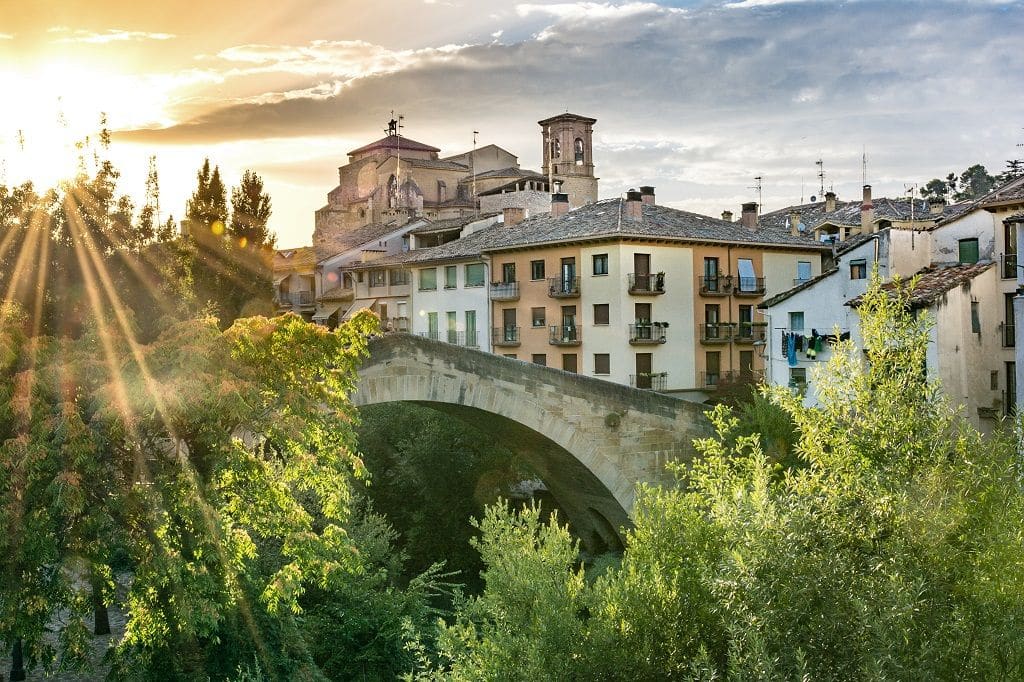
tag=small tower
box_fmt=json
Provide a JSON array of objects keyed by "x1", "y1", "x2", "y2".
[{"x1": 539, "y1": 113, "x2": 599, "y2": 209}]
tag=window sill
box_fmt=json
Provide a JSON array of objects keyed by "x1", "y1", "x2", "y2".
[
  {"x1": 592, "y1": 273, "x2": 608, "y2": 277},
  {"x1": 465, "y1": 284, "x2": 485, "y2": 288},
  {"x1": 419, "y1": 288, "x2": 437, "y2": 292}
]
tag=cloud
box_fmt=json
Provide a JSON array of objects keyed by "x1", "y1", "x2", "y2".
[
  {"x1": 0, "y1": 33, "x2": 13, "y2": 40},
  {"x1": 49, "y1": 27, "x2": 175, "y2": 44},
  {"x1": 117, "y1": 0, "x2": 1024, "y2": 227}
]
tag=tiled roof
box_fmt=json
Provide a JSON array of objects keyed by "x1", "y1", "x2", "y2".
[
  {"x1": 348, "y1": 134, "x2": 441, "y2": 156},
  {"x1": 980, "y1": 175, "x2": 1024, "y2": 207},
  {"x1": 409, "y1": 213, "x2": 501, "y2": 235},
  {"x1": 316, "y1": 220, "x2": 421, "y2": 262},
  {"x1": 478, "y1": 198, "x2": 832, "y2": 253},
  {"x1": 846, "y1": 261, "x2": 995, "y2": 309},
  {"x1": 465, "y1": 167, "x2": 544, "y2": 181},
  {"x1": 274, "y1": 246, "x2": 316, "y2": 272},
  {"x1": 319, "y1": 285, "x2": 355, "y2": 302},
  {"x1": 405, "y1": 157, "x2": 469, "y2": 171},
  {"x1": 479, "y1": 177, "x2": 551, "y2": 196},
  {"x1": 759, "y1": 268, "x2": 840, "y2": 309},
  {"x1": 538, "y1": 112, "x2": 597, "y2": 125},
  {"x1": 349, "y1": 224, "x2": 503, "y2": 269},
  {"x1": 759, "y1": 197, "x2": 969, "y2": 233}
]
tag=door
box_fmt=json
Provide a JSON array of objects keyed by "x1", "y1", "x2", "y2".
[
  {"x1": 502, "y1": 262, "x2": 516, "y2": 284},
  {"x1": 1007, "y1": 293, "x2": 1016, "y2": 347},
  {"x1": 379, "y1": 303, "x2": 388, "y2": 326},
  {"x1": 635, "y1": 302, "x2": 652, "y2": 339},
  {"x1": 704, "y1": 257, "x2": 719, "y2": 292},
  {"x1": 561, "y1": 257, "x2": 576, "y2": 293},
  {"x1": 447, "y1": 311, "x2": 458, "y2": 344},
  {"x1": 465, "y1": 310, "x2": 477, "y2": 347},
  {"x1": 705, "y1": 304, "x2": 721, "y2": 340},
  {"x1": 503, "y1": 308, "x2": 517, "y2": 342},
  {"x1": 634, "y1": 253, "x2": 651, "y2": 291},
  {"x1": 561, "y1": 305, "x2": 577, "y2": 341},
  {"x1": 740, "y1": 350, "x2": 754, "y2": 377},
  {"x1": 706, "y1": 351, "x2": 720, "y2": 386},
  {"x1": 739, "y1": 304, "x2": 753, "y2": 338},
  {"x1": 737, "y1": 258, "x2": 756, "y2": 292},
  {"x1": 1006, "y1": 221, "x2": 1018, "y2": 278},
  {"x1": 635, "y1": 353, "x2": 653, "y2": 389},
  {"x1": 427, "y1": 312, "x2": 438, "y2": 340}
]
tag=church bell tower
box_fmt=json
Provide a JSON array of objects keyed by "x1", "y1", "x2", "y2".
[{"x1": 539, "y1": 113, "x2": 598, "y2": 209}]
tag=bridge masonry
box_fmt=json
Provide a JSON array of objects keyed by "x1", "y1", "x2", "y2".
[{"x1": 353, "y1": 334, "x2": 713, "y2": 549}]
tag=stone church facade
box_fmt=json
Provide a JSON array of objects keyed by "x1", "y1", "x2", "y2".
[{"x1": 313, "y1": 113, "x2": 598, "y2": 257}]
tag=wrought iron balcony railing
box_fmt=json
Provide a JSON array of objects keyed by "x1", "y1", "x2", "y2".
[
  {"x1": 628, "y1": 273, "x2": 666, "y2": 295},
  {"x1": 548, "y1": 277, "x2": 581, "y2": 298},
  {"x1": 628, "y1": 323, "x2": 668, "y2": 344}
]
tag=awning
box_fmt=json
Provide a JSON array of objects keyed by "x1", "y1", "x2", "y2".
[
  {"x1": 273, "y1": 274, "x2": 288, "y2": 286},
  {"x1": 342, "y1": 298, "x2": 377, "y2": 321},
  {"x1": 312, "y1": 301, "x2": 345, "y2": 321}
]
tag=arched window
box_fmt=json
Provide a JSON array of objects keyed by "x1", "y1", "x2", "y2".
[
  {"x1": 387, "y1": 174, "x2": 398, "y2": 209},
  {"x1": 438, "y1": 180, "x2": 447, "y2": 203},
  {"x1": 574, "y1": 138, "x2": 585, "y2": 165},
  {"x1": 552, "y1": 138, "x2": 561, "y2": 158}
]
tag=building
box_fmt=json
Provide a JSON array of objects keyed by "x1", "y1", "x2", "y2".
[
  {"x1": 273, "y1": 246, "x2": 317, "y2": 320},
  {"x1": 472, "y1": 188, "x2": 830, "y2": 394}
]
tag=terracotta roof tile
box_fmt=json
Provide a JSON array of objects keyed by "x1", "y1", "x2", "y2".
[{"x1": 846, "y1": 261, "x2": 995, "y2": 309}]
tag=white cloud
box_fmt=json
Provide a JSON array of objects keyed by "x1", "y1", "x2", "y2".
[
  {"x1": 49, "y1": 28, "x2": 175, "y2": 44},
  {"x1": 515, "y1": 2, "x2": 670, "y2": 20}
]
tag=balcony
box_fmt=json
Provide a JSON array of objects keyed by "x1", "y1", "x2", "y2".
[
  {"x1": 630, "y1": 372, "x2": 668, "y2": 391},
  {"x1": 1003, "y1": 322, "x2": 1016, "y2": 348},
  {"x1": 489, "y1": 281, "x2": 520, "y2": 301},
  {"x1": 733, "y1": 276, "x2": 766, "y2": 296},
  {"x1": 628, "y1": 323, "x2": 668, "y2": 345},
  {"x1": 628, "y1": 273, "x2": 666, "y2": 295},
  {"x1": 548, "y1": 277, "x2": 581, "y2": 298},
  {"x1": 698, "y1": 275, "x2": 731, "y2": 296},
  {"x1": 699, "y1": 322, "x2": 734, "y2": 344},
  {"x1": 420, "y1": 329, "x2": 480, "y2": 348},
  {"x1": 383, "y1": 317, "x2": 410, "y2": 333},
  {"x1": 699, "y1": 369, "x2": 765, "y2": 389},
  {"x1": 492, "y1": 326, "x2": 521, "y2": 347},
  {"x1": 549, "y1": 325, "x2": 582, "y2": 346},
  {"x1": 733, "y1": 321, "x2": 768, "y2": 344},
  {"x1": 278, "y1": 290, "x2": 314, "y2": 307},
  {"x1": 1002, "y1": 253, "x2": 1018, "y2": 280}
]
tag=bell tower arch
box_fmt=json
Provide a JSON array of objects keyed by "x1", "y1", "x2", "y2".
[{"x1": 539, "y1": 113, "x2": 599, "y2": 209}]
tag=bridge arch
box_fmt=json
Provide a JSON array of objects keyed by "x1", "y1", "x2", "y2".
[{"x1": 354, "y1": 335, "x2": 711, "y2": 548}]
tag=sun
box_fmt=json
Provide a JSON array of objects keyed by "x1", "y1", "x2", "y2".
[{"x1": 0, "y1": 60, "x2": 173, "y2": 187}]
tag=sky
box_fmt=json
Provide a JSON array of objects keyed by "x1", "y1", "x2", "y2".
[{"x1": 1, "y1": 0, "x2": 1022, "y2": 247}]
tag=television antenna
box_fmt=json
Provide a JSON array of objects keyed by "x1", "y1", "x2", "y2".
[
  {"x1": 815, "y1": 158, "x2": 825, "y2": 198},
  {"x1": 748, "y1": 175, "x2": 763, "y2": 214}
]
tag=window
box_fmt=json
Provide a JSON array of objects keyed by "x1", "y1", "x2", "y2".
[
  {"x1": 503, "y1": 353, "x2": 517, "y2": 359},
  {"x1": 552, "y1": 138, "x2": 561, "y2": 158},
  {"x1": 703, "y1": 257, "x2": 720, "y2": 292},
  {"x1": 740, "y1": 350, "x2": 754, "y2": 376},
  {"x1": 850, "y1": 258, "x2": 867, "y2": 280},
  {"x1": 705, "y1": 351, "x2": 720, "y2": 386},
  {"x1": 532, "y1": 354, "x2": 547, "y2": 366},
  {"x1": 971, "y1": 301, "x2": 981, "y2": 334},
  {"x1": 1008, "y1": 362, "x2": 1017, "y2": 416},
  {"x1": 796, "y1": 261, "x2": 812, "y2": 282},
  {"x1": 737, "y1": 258, "x2": 757, "y2": 292},
  {"x1": 574, "y1": 138, "x2": 585, "y2": 164},
  {"x1": 419, "y1": 268, "x2": 437, "y2": 291},
  {"x1": 531, "y1": 307, "x2": 546, "y2": 327},
  {"x1": 465, "y1": 310, "x2": 477, "y2": 346},
  {"x1": 369, "y1": 269, "x2": 387, "y2": 287},
  {"x1": 502, "y1": 262, "x2": 516, "y2": 284},
  {"x1": 445, "y1": 265, "x2": 457, "y2": 289},
  {"x1": 562, "y1": 353, "x2": 577, "y2": 373},
  {"x1": 356, "y1": 271, "x2": 364, "y2": 283},
  {"x1": 959, "y1": 238, "x2": 979, "y2": 264},
  {"x1": 531, "y1": 260, "x2": 545, "y2": 280},
  {"x1": 594, "y1": 353, "x2": 610, "y2": 375},
  {"x1": 790, "y1": 367, "x2": 807, "y2": 390},
  {"x1": 446, "y1": 311, "x2": 458, "y2": 344},
  {"x1": 388, "y1": 269, "x2": 409, "y2": 286},
  {"x1": 992, "y1": 370, "x2": 999, "y2": 391},
  {"x1": 465, "y1": 263, "x2": 485, "y2": 287},
  {"x1": 592, "y1": 253, "x2": 609, "y2": 276},
  {"x1": 593, "y1": 304, "x2": 610, "y2": 325},
  {"x1": 427, "y1": 312, "x2": 438, "y2": 339},
  {"x1": 789, "y1": 311, "x2": 804, "y2": 331}
]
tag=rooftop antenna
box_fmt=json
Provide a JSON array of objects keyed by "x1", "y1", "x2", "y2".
[
  {"x1": 472, "y1": 130, "x2": 479, "y2": 215},
  {"x1": 815, "y1": 158, "x2": 825, "y2": 199},
  {"x1": 749, "y1": 175, "x2": 763, "y2": 215},
  {"x1": 390, "y1": 111, "x2": 404, "y2": 207}
]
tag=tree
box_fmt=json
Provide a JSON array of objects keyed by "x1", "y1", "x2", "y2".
[
  {"x1": 955, "y1": 163, "x2": 996, "y2": 200},
  {"x1": 229, "y1": 170, "x2": 274, "y2": 247},
  {"x1": 185, "y1": 158, "x2": 228, "y2": 233},
  {"x1": 995, "y1": 158, "x2": 1024, "y2": 186}
]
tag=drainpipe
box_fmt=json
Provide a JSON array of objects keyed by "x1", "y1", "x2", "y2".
[{"x1": 482, "y1": 255, "x2": 492, "y2": 353}]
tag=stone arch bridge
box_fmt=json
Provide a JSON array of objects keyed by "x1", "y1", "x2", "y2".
[{"x1": 353, "y1": 334, "x2": 712, "y2": 551}]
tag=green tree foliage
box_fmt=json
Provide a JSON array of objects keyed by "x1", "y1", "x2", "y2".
[
  {"x1": 230, "y1": 170, "x2": 274, "y2": 247},
  {"x1": 921, "y1": 162, "x2": 1015, "y2": 201},
  {"x1": 185, "y1": 158, "x2": 228, "y2": 232},
  {"x1": 427, "y1": 273, "x2": 1024, "y2": 680}
]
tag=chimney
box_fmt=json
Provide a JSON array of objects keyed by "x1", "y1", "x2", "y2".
[
  {"x1": 825, "y1": 191, "x2": 837, "y2": 212},
  {"x1": 639, "y1": 185, "x2": 656, "y2": 205},
  {"x1": 503, "y1": 206, "x2": 525, "y2": 226},
  {"x1": 551, "y1": 192, "x2": 570, "y2": 218},
  {"x1": 740, "y1": 202, "x2": 758, "y2": 229},
  {"x1": 928, "y1": 196, "x2": 945, "y2": 215},
  {"x1": 721, "y1": 210, "x2": 733, "y2": 222},
  {"x1": 625, "y1": 189, "x2": 643, "y2": 221},
  {"x1": 789, "y1": 210, "x2": 802, "y2": 236},
  {"x1": 861, "y1": 184, "x2": 875, "y2": 234}
]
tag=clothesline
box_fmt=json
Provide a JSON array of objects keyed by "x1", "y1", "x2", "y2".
[{"x1": 782, "y1": 329, "x2": 851, "y2": 367}]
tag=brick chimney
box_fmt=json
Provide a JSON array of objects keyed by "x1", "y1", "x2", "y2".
[
  {"x1": 721, "y1": 210, "x2": 733, "y2": 222},
  {"x1": 740, "y1": 202, "x2": 758, "y2": 229},
  {"x1": 861, "y1": 184, "x2": 875, "y2": 234},
  {"x1": 503, "y1": 206, "x2": 525, "y2": 226},
  {"x1": 789, "y1": 210, "x2": 802, "y2": 236},
  {"x1": 625, "y1": 189, "x2": 643, "y2": 221},
  {"x1": 825, "y1": 191, "x2": 837, "y2": 212},
  {"x1": 639, "y1": 185, "x2": 656, "y2": 205},
  {"x1": 928, "y1": 196, "x2": 945, "y2": 215},
  {"x1": 551, "y1": 192, "x2": 570, "y2": 217}
]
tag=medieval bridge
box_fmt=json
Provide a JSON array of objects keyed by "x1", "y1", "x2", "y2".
[{"x1": 353, "y1": 334, "x2": 712, "y2": 551}]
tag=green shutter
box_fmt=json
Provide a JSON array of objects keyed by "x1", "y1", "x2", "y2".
[{"x1": 959, "y1": 239, "x2": 979, "y2": 264}]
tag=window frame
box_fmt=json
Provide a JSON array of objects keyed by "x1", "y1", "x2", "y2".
[
  {"x1": 418, "y1": 268, "x2": 437, "y2": 291},
  {"x1": 531, "y1": 307, "x2": 546, "y2": 328},
  {"x1": 594, "y1": 353, "x2": 611, "y2": 375},
  {"x1": 592, "y1": 253, "x2": 609, "y2": 276},
  {"x1": 530, "y1": 260, "x2": 546, "y2": 281},
  {"x1": 464, "y1": 262, "x2": 485, "y2": 287},
  {"x1": 444, "y1": 265, "x2": 458, "y2": 289},
  {"x1": 850, "y1": 258, "x2": 867, "y2": 280},
  {"x1": 593, "y1": 303, "x2": 610, "y2": 326}
]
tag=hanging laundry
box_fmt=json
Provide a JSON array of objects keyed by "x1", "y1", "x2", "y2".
[
  {"x1": 795, "y1": 334, "x2": 804, "y2": 352},
  {"x1": 787, "y1": 333, "x2": 797, "y2": 367},
  {"x1": 814, "y1": 335, "x2": 824, "y2": 353}
]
